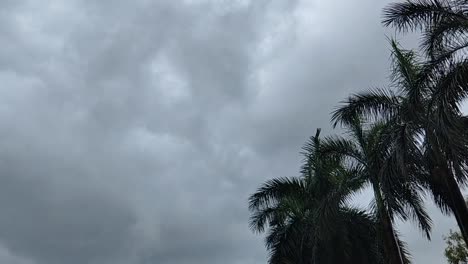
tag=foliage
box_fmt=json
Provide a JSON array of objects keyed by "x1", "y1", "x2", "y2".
[
  {"x1": 321, "y1": 118, "x2": 430, "y2": 263},
  {"x1": 383, "y1": 0, "x2": 468, "y2": 62},
  {"x1": 382, "y1": 0, "x2": 468, "y2": 244},
  {"x1": 445, "y1": 230, "x2": 468, "y2": 264},
  {"x1": 249, "y1": 1, "x2": 468, "y2": 262},
  {"x1": 332, "y1": 36, "x2": 468, "y2": 243},
  {"x1": 249, "y1": 129, "x2": 383, "y2": 263}
]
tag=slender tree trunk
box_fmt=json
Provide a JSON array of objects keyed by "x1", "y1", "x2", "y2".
[
  {"x1": 434, "y1": 165, "x2": 468, "y2": 244},
  {"x1": 372, "y1": 181, "x2": 405, "y2": 264},
  {"x1": 380, "y1": 211, "x2": 405, "y2": 264},
  {"x1": 426, "y1": 130, "x2": 468, "y2": 244}
]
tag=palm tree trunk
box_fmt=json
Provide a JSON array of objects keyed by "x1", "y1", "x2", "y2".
[
  {"x1": 427, "y1": 130, "x2": 468, "y2": 244},
  {"x1": 372, "y1": 181, "x2": 405, "y2": 264},
  {"x1": 380, "y1": 211, "x2": 405, "y2": 264},
  {"x1": 434, "y1": 165, "x2": 468, "y2": 244}
]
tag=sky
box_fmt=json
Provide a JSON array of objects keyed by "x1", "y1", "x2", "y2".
[{"x1": 0, "y1": 0, "x2": 461, "y2": 263}]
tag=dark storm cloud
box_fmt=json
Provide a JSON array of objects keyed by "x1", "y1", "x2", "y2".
[{"x1": 0, "y1": 0, "x2": 456, "y2": 263}]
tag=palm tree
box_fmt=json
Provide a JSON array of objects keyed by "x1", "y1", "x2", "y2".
[
  {"x1": 320, "y1": 119, "x2": 429, "y2": 264},
  {"x1": 248, "y1": 129, "x2": 383, "y2": 264},
  {"x1": 383, "y1": 0, "x2": 468, "y2": 62},
  {"x1": 332, "y1": 40, "x2": 468, "y2": 243}
]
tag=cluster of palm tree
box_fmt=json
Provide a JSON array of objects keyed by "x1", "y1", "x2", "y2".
[{"x1": 248, "y1": 1, "x2": 468, "y2": 263}]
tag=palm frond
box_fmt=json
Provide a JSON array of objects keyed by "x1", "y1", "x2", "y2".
[
  {"x1": 382, "y1": 0, "x2": 465, "y2": 31},
  {"x1": 431, "y1": 58, "x2": 468, "y2": 113},
  {"x1": 422, "y1": 16, "x2": 468, "y2": 58},
  {"x1": 320, "y1": 136, "x2": 364, "y2": 164},
  {"x1": 331, "y1": 88, "x2": 401, "y2": 127},
  {"x1": 248, "y1": 177, "x2": 305, "y2": 211},
  {"x1": 390, "y1": 38, "x2": 421, "y2": 90}
]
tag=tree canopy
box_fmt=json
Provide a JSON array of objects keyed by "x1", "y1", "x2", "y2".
[{"x1": 249, "y1": 1, "x2": 468, "y2": 263}]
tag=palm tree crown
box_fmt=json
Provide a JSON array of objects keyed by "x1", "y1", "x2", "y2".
[
  {"x1": 321, "y1": 118, "x2": 430, "y2": 264},
  {"x1": 383, "y1": 0, "x2": 468, "y2": 61},
  {"x1": 249, "y1": 129, "x2": 382, "y2": 264},
  {"x1": 332, "y1": 39, "x2": 468, "y2": 243}
]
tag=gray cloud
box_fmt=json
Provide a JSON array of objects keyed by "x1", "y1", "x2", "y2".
[{"x1": 0, "y1": 0, "x2": 457, "y2": 263}]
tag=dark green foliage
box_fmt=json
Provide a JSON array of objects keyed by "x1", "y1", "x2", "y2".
[
  {"x1": 321, "y1": 119, "x2": 429, "y2": 264},
  {"x1": 444, "y1": 197, "x2": 468, "y2": 263},
  {"x1": 445, "y1": 230, "x2": 468, "y2": 263},
  {"x1": 249, "y1": 130, "x2": 383, "y2": 264},
  {"x1": 249, "y1": 1, "x2": 468, "y2": 262},
  {"x1": 383, "y1": 0, "x2": 468, "y2": 60},
  {"x1": 333, "y1": 38, "x2": 468, "y2": 243}
]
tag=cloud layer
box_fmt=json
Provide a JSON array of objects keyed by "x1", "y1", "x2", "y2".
[{"x1": 0, "y1": 0, "x2": 457, "y2": 263}]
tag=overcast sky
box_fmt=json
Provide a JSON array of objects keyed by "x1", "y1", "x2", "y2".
[{"x1": 0, "y1": 0, "x2": 461, "y2": 263}]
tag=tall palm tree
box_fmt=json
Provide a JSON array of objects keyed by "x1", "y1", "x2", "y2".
[
  {"x1": 383, "y1": 0, "x2": 468, "y2": 62},
  {"x1": 249, "y1": 129, "x2": 383, "y2": 264},
  {"x1": 320, "y1": 119, "x2": 429, "y2": 264},
  {"x1": 332, "y1": 40, "x2": 468, "y2": 243}
]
